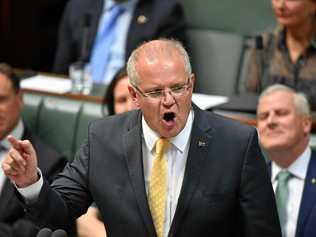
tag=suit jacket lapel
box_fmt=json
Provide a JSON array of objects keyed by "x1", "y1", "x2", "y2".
[
  {"x1": 169, "y1": 105, "x2": 214, "y2": 235},
  {"x1": 296, "y1": 150, "x2": 316, "y2": 236},
  {"x1": 122, "y1": 111, "x2": 156, "y2": 237}
]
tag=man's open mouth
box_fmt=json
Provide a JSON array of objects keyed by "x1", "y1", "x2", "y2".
[{"x1": 163, "y1": 112, "x2": 175, "y2": 122}]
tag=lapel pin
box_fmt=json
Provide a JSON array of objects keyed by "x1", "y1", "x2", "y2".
[
  {"x1": 198, "y1": 141, "x2": 206, "y2": 147},
  {"x1": 137, "y1": 15, "x2": 148, "y2": 24},
  {"x1": 311, "y1": 178, "x2": 316, "y2": 184}
]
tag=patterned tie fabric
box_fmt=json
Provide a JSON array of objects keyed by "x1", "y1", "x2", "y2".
[
  {"x1": 275, "y1": 170, "x2": 292, "y2": 236},
  {"x1": 90, "y1": 5, "x2": 124, "y2": 83},
  {"x1": 148, "y1": 138, "x2": 170, "y2": 237}
]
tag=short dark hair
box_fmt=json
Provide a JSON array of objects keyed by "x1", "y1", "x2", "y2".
[
  {"x1": 0, "y1": 63, "x2": 20, "y2": 93},
  {"x1": 102, "y1": 66, "x2": 128, "y2": 116}
]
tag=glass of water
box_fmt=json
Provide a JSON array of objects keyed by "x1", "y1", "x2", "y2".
[{"x1": 69, "y1": 62, "x2": 92, "y2": 95}]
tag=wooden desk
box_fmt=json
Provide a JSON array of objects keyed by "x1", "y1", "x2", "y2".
[{"x1": 19, "y1": 71, "x2": 316, "y2": 132}]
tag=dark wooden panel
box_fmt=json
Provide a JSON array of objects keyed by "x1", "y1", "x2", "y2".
[{"x1": 0, "y1": 0, "x2": 68, "y2": 71}]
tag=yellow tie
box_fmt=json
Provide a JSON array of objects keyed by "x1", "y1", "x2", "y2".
[{"x1": 149, "y1": 138, "x2": 169, "y2": 237}]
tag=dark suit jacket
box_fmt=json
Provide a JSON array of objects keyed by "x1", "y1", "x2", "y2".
[
  {"x1": 26, "y1": 105, "x2": 281, "y2": 236},
  {"x1": 0, "y1": 127, "x2": 67, "y2": 237},
  {"x1": 269, "y1": 150, "x2": 316, "y2": 237},
  {"x1": 53, "y1": 0, "x2": 187, "y2": 74}
]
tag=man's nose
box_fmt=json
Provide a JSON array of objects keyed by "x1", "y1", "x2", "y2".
[
  {"x1": 266, "y1": 113, "x2": 278, "y2": 127},
  {"x1": 162, "y1": 89, "x2": 175, "y2": 106}
]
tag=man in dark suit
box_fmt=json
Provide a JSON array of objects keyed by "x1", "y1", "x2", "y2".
[
  {"x1": 0, "y1": 63, "x2": 67, "y2": 237},
  {"x1": 2, "y1": 39, "x2": 281, "y2": 237},
  {"x1": 257, "y1": 84, "x2": 316, "y2": 237},
  {"x1": 53, "y1": 0, "x2": 186, "y2": 84}
]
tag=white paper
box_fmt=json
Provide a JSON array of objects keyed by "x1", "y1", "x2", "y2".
[
  {"x1": 21, "y1": 75, "x2": 72, "y2": 93},
  {"x1": 192, "y1": 93, "x2": 228, "y2": 110}
]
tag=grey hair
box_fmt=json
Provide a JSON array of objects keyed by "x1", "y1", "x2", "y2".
[
  {"x1": 259, "y1": 84, "x2": 310, "y2": 116},
  {"x1": 126, "y1": 38, "x2": 192, "y2": 86}
]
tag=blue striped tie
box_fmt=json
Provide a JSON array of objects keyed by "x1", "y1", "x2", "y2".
[{"x1": 90, "y1": 5, "x2": 124, "y2": 84}]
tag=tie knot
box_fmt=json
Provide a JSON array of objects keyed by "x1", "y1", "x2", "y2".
[
  {"x1": 277, "y1": 170, "x2": 291, "y2": 183},
  {"x1": 155, "y1": 138, "x2": 169, "y2": 156}
]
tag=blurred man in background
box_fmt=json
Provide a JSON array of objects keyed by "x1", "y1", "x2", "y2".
[
  {"x1": 257, "y1": 84, "x2": 316, "y2": 237},
  {"x1": 53, "y1": 0, "x2": 187, "y2": 85},
  {"x1": 0, "y1": 63, "x2": 67, "y2": 237}
]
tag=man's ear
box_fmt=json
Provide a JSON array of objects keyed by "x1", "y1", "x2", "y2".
[
  {"x1": 302, "y1": 115, "x2": 312, "y2": 135},
  {"x1": 17, "y1": 90, "x2": 24, "y2": 107},
  {"x1": 190, "y1": 73, "x2": 195, "y2": 90},
  {"x1": 128, "y1": 85, "x2": 139, "y2": 106}
]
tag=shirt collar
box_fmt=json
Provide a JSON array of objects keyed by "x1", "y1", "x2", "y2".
[
  {"x1": 271, "y1": 146, "x2": 311, "y2": 182},
  {"x1": 276, "y1": 25, "x2": 316, "y2": 51},
  {"x1": 104, "y1": 0, "x2": 138, "y2": 12},
  {"x1": 1, "y1": 119, "x2": 24, "y2": 150},
  {"x1": 142, "y1": 110, "x2": 194, "y2": 154}
]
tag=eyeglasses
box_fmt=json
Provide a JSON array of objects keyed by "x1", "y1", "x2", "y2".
[{"x1": 133, "y1": 77, "x2": 192, "y2": 100}]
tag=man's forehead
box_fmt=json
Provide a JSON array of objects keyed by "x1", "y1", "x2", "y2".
[
  {"x1": 0, "y1": 74, "x2": 14, "y2": 90},
  {"x1": 261, "y1": 91, "x2": 294, "y2": 104},
  {"x1": 258, "y1": 92, "x2": 295, "y2": 111}
]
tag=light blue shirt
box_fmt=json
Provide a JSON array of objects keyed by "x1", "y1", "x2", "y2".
[{"x1": 89, "y1": 0, "x2": 138, "y2": 85}]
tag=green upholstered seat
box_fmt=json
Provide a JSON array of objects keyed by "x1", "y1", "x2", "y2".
[
  {"x1": 36, "y1": 96, "x2": 82, "y2": 160},
  {"x1": 182, "y1": 0, "x2": 276, "y2": 35},
  {"x1": 188, "y1": 29, "x2": 244, "y2": 96},
  {"x1": 74, "y1": 101, "x2": 103, "y2": 159},
  {"x1": 22, "y1": 93, "x2": 43, "y2": 132}
]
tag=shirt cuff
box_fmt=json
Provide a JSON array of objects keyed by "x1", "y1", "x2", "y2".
[{"x1": 15, "y1": 168, "x2": 43, "y2": 203}]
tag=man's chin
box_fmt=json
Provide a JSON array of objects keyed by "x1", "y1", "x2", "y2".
[
  {"x1": 158, "y1": 127, "x2": 180, "y2": 139},
  {"x1": 263, "y1": 141, "x2": 290, "y2": 153}
]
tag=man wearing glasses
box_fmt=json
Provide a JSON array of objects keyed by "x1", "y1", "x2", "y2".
[{"x1": 2, "y1": 39, "x2": 281, "y2": 237}]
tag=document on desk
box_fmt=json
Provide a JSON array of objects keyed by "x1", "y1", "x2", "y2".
[
  {"x1": 192, "y1": 93, "x2": 228, "y2": 110},
  {"x1": 21, "y1": 75, "x2": 72, "y2": 93}
]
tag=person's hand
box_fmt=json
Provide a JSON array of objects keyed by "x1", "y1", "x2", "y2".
[
  {"x1": 76, "y1": 206, "x2": 106, "y2": 237},
  {"x1": 1, "y1": 135, "x2": 38, "y2": 187}
]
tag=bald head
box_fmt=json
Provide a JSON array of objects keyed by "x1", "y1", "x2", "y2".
[{"x1": 127, "y1": 39, "x2": 191, "y2": 86}]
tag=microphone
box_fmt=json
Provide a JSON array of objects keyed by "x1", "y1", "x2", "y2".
[
  {"x1": 51, "y1": 229, "x2": 68, "y2": 237},
  {"x1": 79, "y1": 13, "x2": 92, "y2": 63},
  {"x1": 36, "y1": 228, "x2": 52, "y2": 237}
]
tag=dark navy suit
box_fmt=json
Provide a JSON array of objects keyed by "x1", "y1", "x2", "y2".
[
  {"x1": 53, "y1": 0, "x2": 187, "y2": 74},
  {"x1": 268, "y1": 150, "x2": 316, "y2": 237}
]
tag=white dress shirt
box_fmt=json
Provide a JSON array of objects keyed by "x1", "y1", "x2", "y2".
[
  {"x1": 271, "y1": 146, "x2": 311, "y2": 237},
  {"x1": 0, "y1": 119, "x2": 24, "y2": 195},
  {"x1": 142, "y1": 110, "x2": 194, "y2": 237},
  {"x1": 89, "y1": 0, "x2": 138, "y2": 84}
]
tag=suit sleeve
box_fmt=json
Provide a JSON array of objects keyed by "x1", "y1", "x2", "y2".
[
  {"x1": 238, "y1": 129, "x2": 281, "y2": 236},
  {"x1": 21, "y1": 140, "x2": 91, "y2": 232}
]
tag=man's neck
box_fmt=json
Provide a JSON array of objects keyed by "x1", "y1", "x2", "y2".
[{"x1": 269, "y1": 140, "x2": 310, "y2": 169}]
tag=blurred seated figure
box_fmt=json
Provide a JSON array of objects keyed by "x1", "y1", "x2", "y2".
[
  {"x1": 53, "y1": 0, "x2": 187, "y2": 85},
  {"x1": 0, "y1": 63, "x2": 67, "y2": 237},
  {"x1": 243, "y1": 0, "x2": 316, "y2": 110},
  {"x1": 102, "y1": 67, "x2": 137, "y2": 116},
  {"x1": 76, "y1": 66, "x2": 137, "y2": 237},
  {"x1": 257, "y1": 84, "x2": 316, "y2": 237}
]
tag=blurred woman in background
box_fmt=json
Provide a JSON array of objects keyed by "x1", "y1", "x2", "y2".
[{"x1": 244, "y1": 0, "x2": 316, "y2": 109}]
